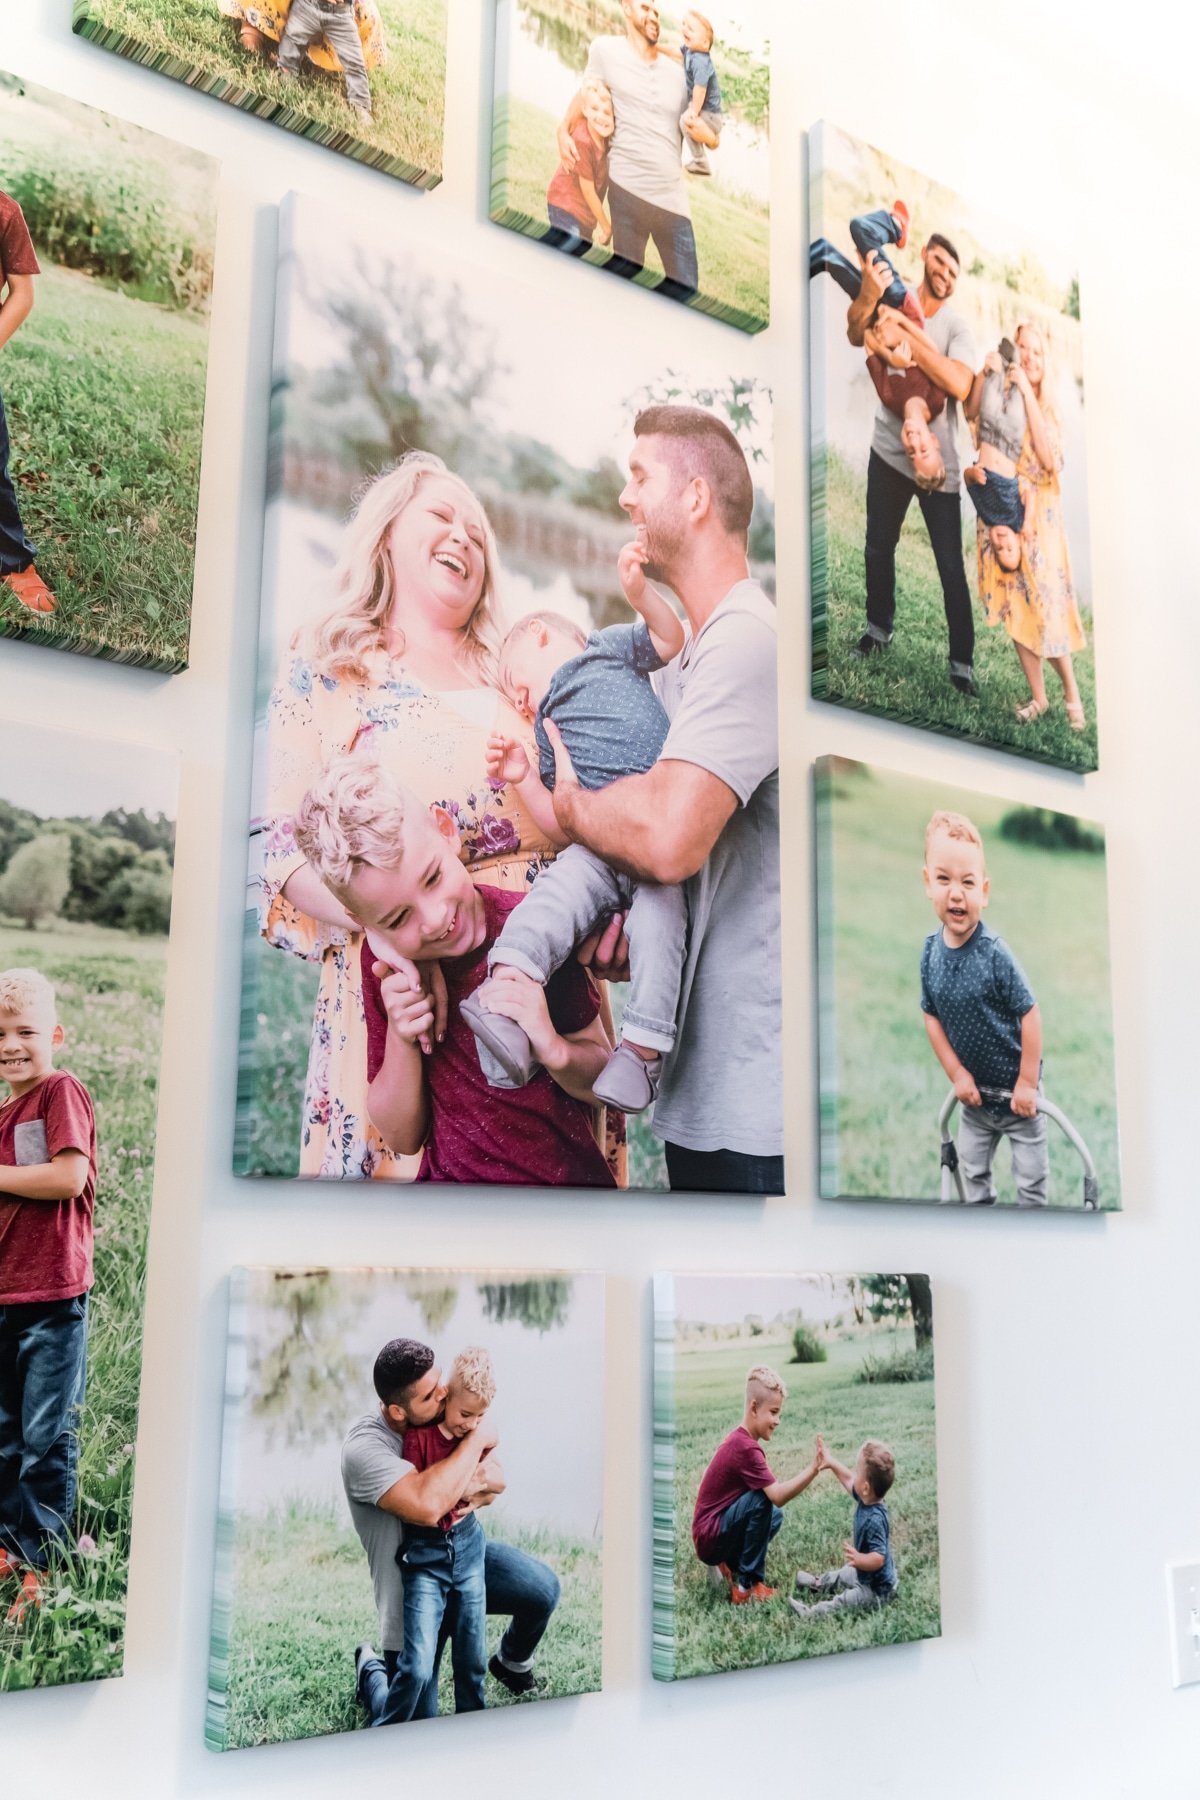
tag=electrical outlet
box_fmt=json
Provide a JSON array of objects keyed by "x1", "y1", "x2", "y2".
[{"x1": 1166, "y1": 1563, "x2": 1200, "y2": 1688}]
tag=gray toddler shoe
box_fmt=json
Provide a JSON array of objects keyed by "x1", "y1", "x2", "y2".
[
  {"x1": 461, "y1": 987, "x2": 540, "y2": 1088},
  {"x1": 592, "y1": 1041, "x2": 663, "y2": 1114},
  {"x1": 793, "y1": 1570, "x2": 818, "y2": 1593}
]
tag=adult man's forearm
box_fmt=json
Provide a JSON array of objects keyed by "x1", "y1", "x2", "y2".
[
  {"x1": 409, "y1": 1436, "x2": 488, "y2": 1524},
  {"x1": 556, "y1": 775, "x2": 676, "y2": 883},
  {"x1": 906, "y1": 333, "x2": 972, "y2": 403}
]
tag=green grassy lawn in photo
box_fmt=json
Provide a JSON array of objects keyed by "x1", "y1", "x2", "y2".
[
  {"x1": 665, "y1": 1333, "x2": 939, "y2": 1680},
  {"x1": 0, "y1": 917, "x2": 167, "y2": 1690},
  {"x1": 73, "y1": 0, "x2": 446, "y2": 184},
  {"x1": 493, "y1": 95, "x2": 769, "y2": 332},
  {"x1": 215, "y1": 1503, "x2": 601, "y2": 1748},
  {"x1": 814, "y1": 449, "x2": 1099, "y2": 774},
  {"x1": 821, "y1": 765, "x2": 1120, "y2": 1208},
  {"x1": 0, "y1": 263, "x2": 208, "y2": 669}
]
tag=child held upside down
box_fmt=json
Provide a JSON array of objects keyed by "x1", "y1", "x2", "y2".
[
  {"x1": 463, "y1": 538, "x2": 688, "y2": 1117},
  {"x1": 963, "y1": 341, "x2": 1033, "y2": 573}
]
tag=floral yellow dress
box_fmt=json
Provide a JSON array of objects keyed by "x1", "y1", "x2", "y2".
[
  {"x1": 218, "y1": 0, "x2": 386, "y2": 73},
  {"x1": 977, "y1": 407, "x2": 1086, "y2": 660},
  {"x1": 257, "y1": 643, "x2": 556, "y2": 1182}
]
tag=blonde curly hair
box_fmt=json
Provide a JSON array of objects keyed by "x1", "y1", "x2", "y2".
[
  {"x1": 0, "y1": 968, "x2": 56, "y2": 1024},
  {"x1": 449, "y1": 1346, "x2": 497, "y2": 1406},
  {"x1": 746, "y1": 1364, "x2": 787, "y2": 1403},
  {"x1": 293, "y1": 754, "x2": 416, "y2": 900}
]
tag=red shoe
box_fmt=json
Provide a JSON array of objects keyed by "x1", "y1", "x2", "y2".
[
  {"x1": 730, "y1": 1581, "x2": 778, "y2": 1605},
  {"x1": 3, "y1": 565, "x2": 57, "y2": 614},
  {"x1": 6, "y1": 1570, "x2": 43, "y2": 1624},
  {"x1": 718, "y1": 1562, "x2": 732, "y2": 1584},
  {"x1": 0, "y1": 1548, "x2": 20, "y2": 1581},
  {"x1": 892, "y1": 200, "x2": 910, "y2": 251}
]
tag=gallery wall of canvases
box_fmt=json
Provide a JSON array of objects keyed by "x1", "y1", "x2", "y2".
[{"x1": 2, "y1": 0, "x2": 1199, "y2": 1794}]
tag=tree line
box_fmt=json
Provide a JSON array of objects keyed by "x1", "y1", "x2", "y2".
[{"x1": 0, "y1": 798, "x2": 174, "y2": 935}]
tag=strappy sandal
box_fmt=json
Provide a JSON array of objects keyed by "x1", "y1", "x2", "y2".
[
  {"x1": 1014, "y1": 698, "x2": 1048, "y2": 723},
  {"x1": 1065, "y1": 701, "x2": 1086, "y2": 732}
]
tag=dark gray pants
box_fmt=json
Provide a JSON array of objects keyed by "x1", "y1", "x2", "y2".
[
  {"x1": 277, "y1": 0, "x2": 371, "y2": 110},
  {"x1": 958, "y1": 1098, "x2": 1049, "y2": 1206}
]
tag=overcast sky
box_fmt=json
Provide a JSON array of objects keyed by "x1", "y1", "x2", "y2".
[{"x1": 0, "y1": 723, "x2": 177, "y2": 821}]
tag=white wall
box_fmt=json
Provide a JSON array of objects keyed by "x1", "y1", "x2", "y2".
[{"x1": 4, "y1": 2, "x2": 1199, "y2": 1794}]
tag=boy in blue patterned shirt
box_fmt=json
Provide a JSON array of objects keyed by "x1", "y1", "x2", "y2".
[
  {"x1": 919, "y1": 809, "x2": 1048, "y2": 1206},
  {"x1": 465, "y1": 537, "x2": 685, "y2": 1117}
]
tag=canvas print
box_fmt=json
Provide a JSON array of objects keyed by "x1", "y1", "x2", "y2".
[
  {"x1": 0, "y1": 72, "x2": 215, "y2": 669},
  {"x1": 815, "y1": 757, "x2": 1120, "y2": 1211},
  {"x1": 207, "y1": 1266, "x2": 604, "y2": 1748},
  {"x1": 653, "y1": 1272, "x2": 940, "y2": 1681},
  {"x1": 491, "y1": 0, "x2": 769, "y2": 334},
  {"x1": 809, "y1": 121, "x2": 1097, "y2": 772},
  {"x1": 235, "y1": 191, "x2": 781, "y2": 1196},
  {"x1": 0, "y1": 720, "x2": 175, "y2": 1691},
  {"x1": 73, "y1": 0, "x2": 446, "y2": 188}
]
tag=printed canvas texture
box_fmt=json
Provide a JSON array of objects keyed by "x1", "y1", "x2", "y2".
[
  {"x1": 0, "y1": 721, "x2": 176, "y2": 1691},
  {"x1": 809, "y1": 121, "x2": 1097, "y2": 772},
  {"x1": 653, "y1": 1273, "x2": 940, "y2": 1680},
  {"x1": 815, "y1": 757, "x2": 1121, "y2": 1211},
  {"x1": 235, "y1": 191, "x2": 782, "y2": 1195},
  {"x1": 491, "y1": 0, "x2": 769, "y2": 333},
  {"x1": 72, "y1": 0, "x2": 446, "y2": 188},
  {"x1": 207, "y1": 1266, "x2": 604, "y2": 1748},
  {"x1": 0, "y1": 71, "x2": 215, "y2": 669}
]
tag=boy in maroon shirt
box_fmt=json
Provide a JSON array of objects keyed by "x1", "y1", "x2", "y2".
[
  {"x1": 0, "y1": 969, "x2": 97, "y2": 1621},
  {"x1": 0, "y1": 191, "x2": 56, "y2": 614},
  {"x1": 692, "y1": 1365, "x2": 821, "y2": 1604},
  {"x1": 545, "y1": 79, "x2": 614, "y2": 252},
  {"x1": 294, "y1": 754, "x2": 616, "y2": 1188}
]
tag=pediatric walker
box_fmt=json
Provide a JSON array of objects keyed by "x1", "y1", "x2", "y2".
[{"x1": 938, "y1": 1086, "x2": 1100, "y2": 1210}]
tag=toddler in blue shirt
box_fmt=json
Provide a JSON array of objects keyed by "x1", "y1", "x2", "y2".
[
  {"x1": 661, "y1": 11, "x2": 724, "y2": 176},
  {"x1": 790, "y1": 1436, "x2": 898, "y2": 1619}
]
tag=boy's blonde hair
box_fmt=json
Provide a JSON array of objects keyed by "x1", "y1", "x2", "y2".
[
  {"x1": 746, "y1": 1364, "x2": 786, "y2": 1404},
  {"x1": 449, "y1": 1346, "x2": 497, "y2": 1407},
  {"x1": 860, "y1": 1439, "x2": 895, "y2": 1498},
  {"x1": 294, "y1": 754, "x2": 416, "y2": 899},
  {"x1": 685, "y1": 9, "x2": 715, "y2": 48},
  {"x1": 0, "y1": 968, "x2": 56, "y2": 1024},
  {"x1": 924, "y1": 810, "x2": 984, "y2": 861},
  {"x1": 580, "y1": 76, "x2": 613, "y2": 109},
  {"x1": 914, "y1": 466, "x2": 947, "y2": 494}
]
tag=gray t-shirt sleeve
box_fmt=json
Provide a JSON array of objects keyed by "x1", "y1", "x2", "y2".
[
  {"x1": 659, "y1": 613, "x2": 778, "y2": 805},
  {"x1": 341, "y1": 1427, "x2": 414, "y2": 1509},
  {"x1": 941, "y1": 308, "x2": 978, "y2": 378},
  {"x1": 584, "y1": 39, "x2": 608, "y2": 83}
]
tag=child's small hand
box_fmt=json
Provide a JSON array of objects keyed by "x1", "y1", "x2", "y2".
[
  {"x1": 618, "y1": 538, "x2": 650, "y2": 609},
  {"x1": 952, "y1": 1067, "x2": 982, "y2": 1108},
  {"x1": 815, "y1": 1433, "x2": 827, "y2": 1469},
  {"x1": 594, "y1": 220, "x2": 612, "y2": 247},
  {"x1": 1010, "y1": 1079, "x2": 1039, "y2": 1119},
  {"x1": 486, "y1": 730, "x2": 531, "y2": 787},
  {"x1": 482, "y1": 966, "x2": 560, "y2": 1067},
  {"x1": 367, "y1": 939, "x2": 437, "y2": 1055},
  {"x1": 843, "y1": 1541, "x2": 865, "y2": 1570},
  {"x1": 983, "y1": 349, "x2": 1004, "y2": 376}
]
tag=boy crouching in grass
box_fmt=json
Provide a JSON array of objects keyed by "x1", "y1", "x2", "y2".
[
  {"x1": 789, "y1": 1438, "x2": 898, "y2": 1619},
  {"x1": 293, "y1": 754, "x2": 616, "y2": 1188},
  {"x1": 0, "y1": 969, "x2": 97, "y2": 1623},
  {"x1": 0, "y1": 191, "x2": 56, "y2": 615},
  {"x1": 691, "y1": 1365, "x2": 821, "y2": 1604}
]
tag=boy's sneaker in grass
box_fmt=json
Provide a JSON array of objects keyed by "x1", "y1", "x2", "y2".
[
  {"x1": 793, "y1": 1570, "x2": 818, "y2": 1593},
  {"x1": 850, "y1": 632, "x2": 887, "y2": 659},
  {"x1": 706, "y1": 1560, "x2": 733, "y2": 1593},
  {"x1": 0, "y1": 1548, "x2": 20, "y2": 1581},
  {"x1": 353, "y1": 1642, "x2": 378, "y2": 1709},
  {"x1": 351, "y1": 104, "x2": 374, "y2": 127},
  {"x1": 6, "y1": 1570, "x2": 42, "y2": 1624},
  {"x1": 892, "y1": 199, "x2": 910, "y2": 249},
  {"x1": 488, "y1": 1652, "x2": 541, "y2": 1697},
  {"x1": 3, "y1": 565, "x2": 56, "y2": 614},
  {"x1": 730, "y1": 1581, "x2": 776, "y2": 1605}
]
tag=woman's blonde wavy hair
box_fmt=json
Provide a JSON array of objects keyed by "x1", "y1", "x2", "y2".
[
  {"x1": 1014, "y1": 322, "x2": 1059, "y2": 427},
  {"x1": 299, "y1": 452, "x2": 504, "y2": 685}
]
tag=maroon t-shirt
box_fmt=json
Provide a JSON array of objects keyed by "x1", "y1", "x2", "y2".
[
  {"x1": 692, "y1": 1426, "x2": 775, "y2": 1560},
  {"x1": 362, "y1": 885, "x2": 615, "y2": 1189},
  {"x1": 546, "y1": 118, "x2": 610, "y2": 238},
  {"x1": 0, "y1": 190, "x2": 41, "y2": 295},
  {"x1": 0, "y1": 1070, "x2": 97, "y2": 1305},
  {"x1": 403, "y1": 1423, "x2": 467, "y2": 1531},
  {"x1": 867, "y1": 285, "x2": 946, "y2": 422}
]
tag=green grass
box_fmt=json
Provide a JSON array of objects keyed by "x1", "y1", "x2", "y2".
[
  {"x1": 73, "y1": 0, "x2": 446, "y2": 186},
  {"x1": 661, "y1": 1333, "x2": 940, "y2": 1679},
  {"x1": 0, "y1": 263, "x2": 208, "y2": 669},
  {"x1": 813, "y1": 449, "x2": 1099, "y2": 773},
  {"x1": 213, "y1": 1503, "x2": 602, "y2": 1748},
  {"x1": 0, "y1": 917, "x2": 167, "y2": 1690},
  {"x1": 819, "y1": 765, "x2": 1121, "y2": 1208},
  {"x1": 492, "y1": 95, "x2": 768, "y2": 333}
]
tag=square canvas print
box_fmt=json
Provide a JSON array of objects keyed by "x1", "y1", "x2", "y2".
[
  {"x1": 653, "y1": 1272, "x2": 940, "y2": 1680},
  {"x1": 73, "y1": 0, "x2": 446, "y2": 187},
  {"x1": 236, "y1": 190, "x2": 781, "y2": 1195},
  {"x1": 0, "y1": 720, "x2": 176, "y2": 1691},
  {"x1": 809, "y1": 120, "x2": 1097, "y2": 772},
  {"x1": 207, "y1": 1266, "x2": 604, "y2": 1748},
  {"x1": 815, "y1": 756, "x2": 1121, "y2": 1210},
  {"x1": 0, "y1": 71, "x2": 216, "y2": 669},
  {"x1": 491, "y1": 0, "x2": 769, "y2": 333}
]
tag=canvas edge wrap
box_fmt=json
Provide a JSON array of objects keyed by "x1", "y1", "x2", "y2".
[
  {"x1": 813, "y1": 756, "x2": 840, "y2": 1200},
  {"x1": 808, "y1": 123, "x2": 830, "y2": 698},
  {"x1": 205, "y1": 1267, "x2": 252, "y2": 1751},
  {"x1": 651, "y1": 1273, "x2": 676, "y2": 1681}
]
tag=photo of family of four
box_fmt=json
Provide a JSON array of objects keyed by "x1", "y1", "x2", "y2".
[
  {"x1": 240, "y1": 196, "x2": 781, "y2": 1195},
  {"x1": 809, "y1": 122, "x2": 1096, "y2": 772}
]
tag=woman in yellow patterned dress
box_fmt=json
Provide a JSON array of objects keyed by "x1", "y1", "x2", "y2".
[
  {"x1": 258, "y1": 452, "x2": 569, "y2": 1181},
  {"x1": 975, "y1": 323, "x2": 1086, "y2": 730}
]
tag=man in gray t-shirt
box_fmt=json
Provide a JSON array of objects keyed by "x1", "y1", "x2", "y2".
[{"x1": 558, "y1": 1, "x2": 699, "y2": 296}]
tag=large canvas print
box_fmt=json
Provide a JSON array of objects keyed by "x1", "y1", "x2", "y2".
[
  {"x1": 72, "y1": 0, "x2": 446, "y2": 188},
  {"x1": 653, "y1": 1272, "x2": 940, "y2": 1681},
  {"x1": 815, "y1": 757, "x2": 1121, "y2": 1211},
  {"x1": 0, "y1": 721, "x2": 175, "y2": 1690},
  {"x1": 207, "y1": 1266, "x2": 604, "y2": 1748},
  {"x1": 491, "y1": 0, "x2": 769, "y2": 334},
  {"x1": 809, "y1": 121, "x2": 1097, "y2": 772},
  {"x1": 0, "y1": 71, "x2": 216, "y2": 669},
  {"x1": 236, "y1": 191, "x2": 781, "y2": 1196}
]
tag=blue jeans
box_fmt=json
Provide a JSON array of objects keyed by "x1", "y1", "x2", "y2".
[
  {"x1": 864, "y1": 448, "x2": 975, "y2": 675},
  {"x1": 709, "y1": 1488, "x2": 782, "y2": 1588},
  {"x1": 809, "y1": 210, "x2": 907, "y2": 313},
  {"x1": 0, "y1": 387, "x2": 36, "y2": 576},
  {"x1": 545, "y1": 203, "x2": 593, "y2": 258},
  {"x1": 0, "y1": 1295, "x2": 88, "y2": 1568},
  {"x1": 664, "y1": 1141, "x2": 784, "y2": 1196},
  {"x1": 369, "y1": 1514, "x2": 486, "y2": 1725},
  {"x1": 606, "y1": 180, "x2": 698, "y2": 298}
]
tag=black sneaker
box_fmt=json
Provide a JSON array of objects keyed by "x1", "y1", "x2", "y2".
[
  {"x1": 488, "y1": 1652, "x2": 540, "y2": 1697},
  {"x1": 354, "y1": 1642, "x2": 378, "y2": 1709},
  {"x1": 850, "y1": 632, "x2": 887, "y2": 658},
  {"x1": 949, "y1": 670, "x2": 979, "y2": 698}
]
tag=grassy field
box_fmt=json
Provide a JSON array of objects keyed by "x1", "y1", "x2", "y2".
[
  {"x1": 0, "y1": 263, "x2": 208, "y2": 670},
  {"x1": 0, "y1": 916, "x2": 167, "y2": 1690},
  {"x1": 814, "y1": 449, "x2": 1099, "y2": 774},
  {"x1": 819, "y1": 764, "x2": 1120, "y2": 1209},
  {"x1": 493, "y1": 95, "x2": 769, "y2": 332},
  {"x1": 212, "y1": 1503, "x2": 601, "y2": 1748},
  {"x1": 73, "y1": 0, "x2": 446, "y2": 185},
  {"x1": 660, "y1": 1333, "x2": 940, "y2": 1680}
]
